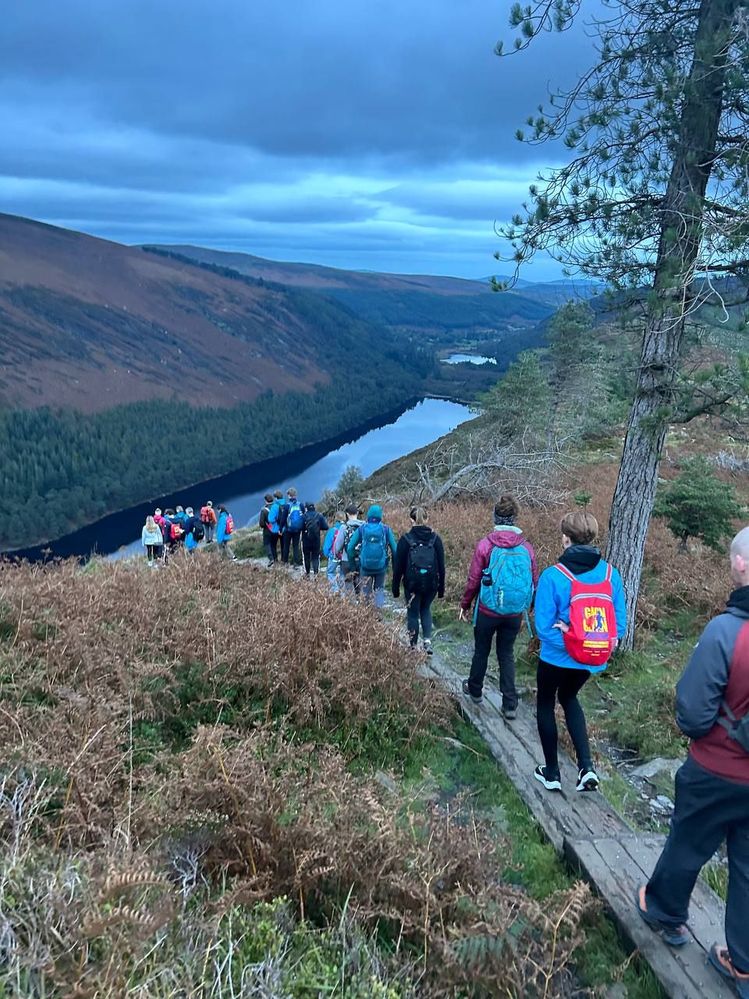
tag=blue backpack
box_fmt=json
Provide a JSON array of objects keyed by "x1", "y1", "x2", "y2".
[
  {"x1": 323, "y1": 521, "x2": 342, "y2": 559},
  {"x1": 477, "y1": 545, "x2": 533, "y2": 617},
  {"x1": 359, "y1": 522, "x2": 389, "y2": 574},
  {"x1": 288, "y1": 502, "x2": 304, "y2": 532},
  {"x1": 268, "y1": 500, "x2": 281, "y2": 534}
]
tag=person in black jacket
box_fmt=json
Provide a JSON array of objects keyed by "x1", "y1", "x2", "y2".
[
  {"x1": 302, "y1": 503, "x2": 329, "y2": 577},
  {"x1": 392, "y1": 506, "x2": 445, "y2": 655}
]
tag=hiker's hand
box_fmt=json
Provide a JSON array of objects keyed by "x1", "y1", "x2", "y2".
[
  {"x1": 553, "y1": 621, "x2": 570, "y2": 634},
  {"x1": 458, "y1": 607, "x2": 468, "y2": 622}
]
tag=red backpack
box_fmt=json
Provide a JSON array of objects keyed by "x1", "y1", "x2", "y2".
[
  {"x1": 555, "y1": 563, "x2": 617, "y2": 666},
  {"x1": 225, "y1": 514, "x2": 234, "y2": 536}
]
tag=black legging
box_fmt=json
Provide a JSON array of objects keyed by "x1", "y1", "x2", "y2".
[{"x1": 536, "y1": 659, "x2": 593, "y2": 776}]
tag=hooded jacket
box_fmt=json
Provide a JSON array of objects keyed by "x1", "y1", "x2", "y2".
[
  {"x1": 346, "y1": 506, "x2": 397, "y2": 569},
  {"x1": 392, "y1": 525, "x2": 446, "y2": 598},
  {"x1": 460, "y1": 525, "x2": 538, "y2": 618},
  {"x1": 677, "y1": 585, "x2": 749, "y2": 784},
  {"x1": 142, "y1": 524, "x2": 164, "y2": 547},
  {"x1": 534, "y1": 545, "x2": 626, "y2": 672}
]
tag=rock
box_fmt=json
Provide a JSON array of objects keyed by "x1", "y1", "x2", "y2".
[
  {"x1": 605, "y1": 986, "x2": 628, "y2": 999},
  {"x1": 631, "y1": 757, "x2": 683, "y2": 781},
  {"x1": 650, "y1": 794, "x2": 674, "y2": 817}
]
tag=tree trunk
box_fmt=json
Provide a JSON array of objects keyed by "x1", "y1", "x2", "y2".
[{"x1": 606, "y1": 0, "x2": 738, "y2": 648}]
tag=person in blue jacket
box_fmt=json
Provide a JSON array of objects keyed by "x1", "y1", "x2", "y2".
[
  {"x1": 346, "y1": 504, "x2": 397, "y2": 608},
  {"x1": 533, "y1": 510, "x2": 626, "y2": 794},
  {"x1": 215, "y1": 505, "x2": 237, "y2": 560}
]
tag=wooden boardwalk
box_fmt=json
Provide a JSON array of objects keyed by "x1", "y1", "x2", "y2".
[{"x1": 423, "y1": 653, "x2": 732, "y2": 999}]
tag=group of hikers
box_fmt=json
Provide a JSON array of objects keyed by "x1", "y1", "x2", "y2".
[
  {"x1": 140, "y1": 484, "x2": 748, "y2": 992},
  {"x1": 259, "y1": 488, "x2": 749, "y2": 992},
  {"x1": 140, "y1": 501, "x2": 236, "y2": 563}
]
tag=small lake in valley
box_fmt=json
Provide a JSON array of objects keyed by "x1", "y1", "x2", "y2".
[
  {"x1": 442, "y1": 353, "x2": 497, "y2": 365},
  {"x1": 9, "y1": 398, "x2": 473, "y2": 562}
]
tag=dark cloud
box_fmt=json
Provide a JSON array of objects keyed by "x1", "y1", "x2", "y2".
[{"x1": 0, "y1": 0, "x2": 597, "y2": 277}]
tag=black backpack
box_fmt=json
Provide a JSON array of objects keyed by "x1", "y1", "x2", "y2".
[
  {"x1": 405, "y1": 532, "x2": 438, "y2": 594},
  {"x1": 192, "y1": 521, "x2": 205, "y2": 542},
  {"x1": 303, "y1": 510, "x2": 321, "y2": 543}
]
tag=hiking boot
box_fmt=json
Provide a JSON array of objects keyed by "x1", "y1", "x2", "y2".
[
  {"x1": 502, "y1": 704, "x2": 517, "y2": 721},
  {"x1": 461, "y1": 679, "x2": 482, "y2": 705},
  {"x1": 576, "y1": 767, "x2": 600, "y2": 792},
  {"x1": 423, "y1": 639, "x2": 433, "y2": 656},
  {"x1": 533, "y1": 766, "x2": 561, "y2": 792},
  {"x1": 709, "y1": 944, "x2": 749, "y2": 997},
  {"x1": 636, "y1": 886, "x2": 689, "y2": 947}
]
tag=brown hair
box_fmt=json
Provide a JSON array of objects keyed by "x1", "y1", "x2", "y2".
[
  {"x1": 409, "y1": 506, "x2": 429, "y2": 525},
  {"x1": 560, "y1": 511, "x2": 598, "y2": 545},
  {"x1": 494, "y1": 494, "x2": 520, "y2": 524}
]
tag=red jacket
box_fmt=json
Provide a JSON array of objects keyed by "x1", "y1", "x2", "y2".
[{"x1": 460, "y1": 528, "x2": 539, "y2": 617}]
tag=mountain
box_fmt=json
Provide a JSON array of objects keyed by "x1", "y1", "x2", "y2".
[
  {"x1": 146, "y1": 245, "x2": 555, "y2": 334},
  {"x1": 0, "y1": 214, "x2": 400, "y2": 413}
]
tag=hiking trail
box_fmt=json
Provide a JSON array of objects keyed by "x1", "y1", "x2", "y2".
[{"x1": 422, "y1": 651, "x2": 731, "y2": 999}]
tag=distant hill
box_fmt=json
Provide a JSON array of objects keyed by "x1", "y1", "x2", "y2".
[
  {"x1": 146, "y1": 244, "x2": 555, "y2": 335},
  {"x1": 0, "y1": 214, "x2": 401, "y2": 413}
]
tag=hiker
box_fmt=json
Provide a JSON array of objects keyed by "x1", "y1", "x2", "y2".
[
  {"x1": 333, "y1": 505, "x2": 365, "y2": 597},
  {"x1": 636, "y1": 526, "x2": 749, "y2": 995},
  {"x1": 216, "y1": 505, "x2": 236, "y2": 560},
  {"x1": 141, "y1": 515, "x2": 163, "y2": 567},
  {"x1": 200, "y1": 501, "x2": 217, "y2": 543},
  {"x1": 302, "y1": 502, "x2": 329, "y2": 577},
  {"x1": 259, "y1": 493, "x2": 277, "y2": 566},
  {"x1": 266, "y1": 489, "x2": 284, "y2": 562},
  {"x1": 392, "y1": 506, "x2": 445, "y2": 655},
  {"x1": 175, "y1": 505, "x2": 189, "y2": 529},
  {"x1": 346, "y1": 504, "x2": 397, "y2": 608},
  {"x1": 153, "y1": 508, "x2": 167, "y2": 561},
  {"x1": 324, "y1": 508, "x2": 346, "y2": 590},
  {"x1": 458, "y1": 495, "x2": 538, "y2": 719},
  {"x1": 163, "y1": 508, "x2": 185, "y2": 555},
  {"x1": 185, "y1": 507, "x2": 205, "y2": 551},
  {"x1": 533, "y1": 511, "x2": 626, "y2": 793},
  {"x1": 281, "y1": 488, "x2": 304, "y2": 567}
]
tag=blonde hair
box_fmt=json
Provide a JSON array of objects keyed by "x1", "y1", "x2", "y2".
[
  {"x1": 145, "y1": 515, "x2": 157, "y2": 532},
  {"x1": 560, "y1": 511, "x2": 598, "y2": 545},
  {"x1": 410, "y1": 506, "x2": 429, "y2": 525}
]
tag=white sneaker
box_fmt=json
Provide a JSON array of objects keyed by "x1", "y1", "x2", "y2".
[
  {"x1": 576, "y1": 767, "x2": 599, "y2": 792},
  {"x1": 423, "y1": 639, "x2": 433, "y2": 656},
  {"x1": 534, "y1": 766, "x2": 562, "y2": 792}
]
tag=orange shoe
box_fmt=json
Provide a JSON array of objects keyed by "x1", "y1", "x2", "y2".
[{"x1": 635, "y1": 886, "x2": 689, "y2": 947}]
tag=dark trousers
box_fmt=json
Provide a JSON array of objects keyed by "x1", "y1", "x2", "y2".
[
  {"x1": 303, "y1": 541, "x2": 321, "y2": 575},
  {"x1": 646, "y1": 755, "x2": 749, "y2": 973},
  {"x1": 536, "y1": 659, "x2": 592, "y2": 775},
  {"x1": 406, "y1": 590, "x2": 436, "y2": 645},
  {"x1": 468, "y1": 612, "x2": 522, "y2": 709},
  {"x1": 282, "y1": 530, "x2": 302, "y2": 565},
  {"x1": 146, "y1": 544, "x2": 157, "y2": 562},
  {"x1": 263, "y1": 530, "x2": 278, "y2": 563}
]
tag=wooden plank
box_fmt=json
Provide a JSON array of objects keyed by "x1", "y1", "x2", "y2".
[
  {"x1": 423, "y1": 653, "x2": 731, "y2": 999},
  {"x1": 565, "y1": 836, "x2": 732, "y2": 999},
  {"x1": 617, "y1": 835, "x2": 727, "y2": 956},
  {"x1": 423, "y1": 654, "x2": 631, "y2": 851}
]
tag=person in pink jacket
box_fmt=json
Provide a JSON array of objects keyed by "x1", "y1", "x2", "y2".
[{"x1": 459, "y1": 495, "x2": 538, "y2": 718}]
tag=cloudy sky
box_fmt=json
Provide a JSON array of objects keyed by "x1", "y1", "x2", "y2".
[{"x1": 0, "y1": 1, "x2": 594, "y2": 279}]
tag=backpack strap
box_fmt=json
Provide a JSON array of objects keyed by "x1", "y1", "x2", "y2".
[
  {"x1": 555, "y1": 562, "x2": 576, "y2": 582},
  {"x1": 604, "y1": 562, "x2": 613, "y2": 582}
]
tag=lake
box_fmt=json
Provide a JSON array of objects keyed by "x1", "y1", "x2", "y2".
[
  {"x1": 442, "y1": 353, "x2": 497, "y2": 365},
  {"x1": 9, "y1": 398, "x2": 472, "y2": 562}
]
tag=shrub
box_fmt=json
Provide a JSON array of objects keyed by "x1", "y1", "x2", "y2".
[{"x1": 654, "y1": 457, "x2": 743, "y2": 552}]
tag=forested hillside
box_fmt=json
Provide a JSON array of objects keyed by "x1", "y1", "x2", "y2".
[
  {"x1": 149, "y1": 243, "x2": 555, "y2": 340},
  {"x1": 0, "y1": 215, "x2": 430, "y2": 550}
]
